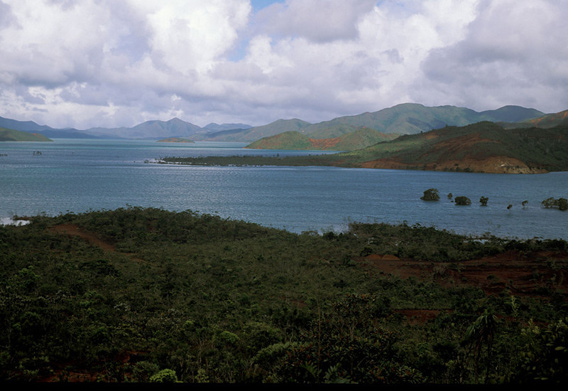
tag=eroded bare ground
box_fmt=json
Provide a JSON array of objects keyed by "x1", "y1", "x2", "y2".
[{"x1": 355, "y1": 251, "x2": 568, "y2": 297}]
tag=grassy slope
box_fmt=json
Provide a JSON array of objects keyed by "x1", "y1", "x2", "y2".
[{"x1": 0, "y1": 127, "x2": 52, "y2": 142}]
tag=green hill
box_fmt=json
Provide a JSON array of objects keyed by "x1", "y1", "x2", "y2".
[
  {"x1": 501, "y1": 109, "x2": 568, "y2": 129},
  {"x1": 166, "y1": 122, "x2": 568, "y2": 174},
  {"x1": 0, "y1": 127, "x2": 53, "y2": 142},
  {"x1": 246, "y1": 128, "x2": 398, "y2": 151},
  {"x1": 246, "y1": 131, "x2": 313, "y2": 150},
  {"x1": 325, "y1": 122, "x2": 568, "y2": 173},
  {"x1": 199, "y1": 118, "x2": 312, "y2": 142}
]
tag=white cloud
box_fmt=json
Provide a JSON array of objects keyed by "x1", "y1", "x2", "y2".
[
  {"x1": 253, "y1": 0, "x2": 376, "y2": 42},
  {"x1": 419, "y1": 0, "x2": 568, "y2": 112},
  {"x1": 0, "y1": 0, "x2": 565, "y2": 129}
]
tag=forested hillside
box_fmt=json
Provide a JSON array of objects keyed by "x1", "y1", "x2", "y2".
[{"x1": 1, "y1": 207, "x2": 566, "y2": 383}]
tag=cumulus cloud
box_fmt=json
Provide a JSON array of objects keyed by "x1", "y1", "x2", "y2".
[
  {"x1": 418, "y1": 0, "x2": 568, "y2": 111},
  {"x1": 0, "y1": 0, "x2": 565, "y2": 129}
]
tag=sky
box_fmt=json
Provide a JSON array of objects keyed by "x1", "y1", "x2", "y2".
[{"x1": 0, "y1": 0, "x2": 567, "y2": 129}]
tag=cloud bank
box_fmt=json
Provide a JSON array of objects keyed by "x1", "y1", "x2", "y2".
[{"x1": 0, "y1": 0, "x2": 566, "y2": 129}]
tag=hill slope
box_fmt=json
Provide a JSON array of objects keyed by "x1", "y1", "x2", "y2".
[
  {"x1": 246, "y1": 128, "x2": 398, "y2": 151},
  {"x1": 327, "y1": 122, "x2": 568, "y2": 173},
  {"x1": 0, "y1": 127, "x2": 52, "y2": 142},
  {"x1": 502, "y1": 109, "x2": 568, "y2": 129}
]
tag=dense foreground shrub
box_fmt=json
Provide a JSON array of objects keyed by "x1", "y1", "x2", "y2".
[{"x1": 0, "y1": 207, "x2": 566, "y2": 384}]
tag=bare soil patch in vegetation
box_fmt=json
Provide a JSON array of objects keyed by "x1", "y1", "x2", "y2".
[{"x1": 356, "y1": 250, "x2": 568, "y2": 296}]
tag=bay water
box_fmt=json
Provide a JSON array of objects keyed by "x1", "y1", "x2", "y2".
[{"x1": 1, "y1": 138, "x2": 566, "y2": 240}]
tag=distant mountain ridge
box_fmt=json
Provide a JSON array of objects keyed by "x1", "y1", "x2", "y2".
[
  {"x1": 195, "y1": 104, "x2": 546, "y2": 143},
  {"x1": 203, "y1": 123, "x2": 252, "y2": 132},
  {"x1": 0, "y1": 115, "x2": 251, "y2": 140},
  {"x1": 194, "y1": 119, "x2": 312, "y2": 142},
  {"x1": 0, "y1": 103, "x2": 550, "y2": 141}
]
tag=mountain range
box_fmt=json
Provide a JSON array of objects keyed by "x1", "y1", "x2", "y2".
[
  {"x1": 196, "y1": 104, "x2": 547, "y2": 143},
  {"x1": 0, "y1": 103, "x2": 561, "y2": 143}
]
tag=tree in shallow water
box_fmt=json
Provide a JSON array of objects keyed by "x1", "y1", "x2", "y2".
[
  {"x1": 421, "y1": 188, "x2": 440, "y2": 201},
  {"x1": 455, "y1": 196, "x2": 471, "y2": 206}
]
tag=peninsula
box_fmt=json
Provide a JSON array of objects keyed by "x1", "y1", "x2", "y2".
[{"x1": 160, "y1": 121, "x2": 568, "y2": 174}]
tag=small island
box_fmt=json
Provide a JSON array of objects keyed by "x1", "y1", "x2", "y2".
[{"x1": 157, "y1": 137, "x2": 194, "y2": 143}]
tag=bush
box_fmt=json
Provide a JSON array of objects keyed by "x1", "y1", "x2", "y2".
[{"x1": 150, "y1": 369, "x2": 179, "y2": 383}]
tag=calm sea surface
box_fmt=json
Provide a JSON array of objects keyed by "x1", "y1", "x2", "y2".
[{"x1": 1, "y1": 139, "x2": 567, "y2": 239}]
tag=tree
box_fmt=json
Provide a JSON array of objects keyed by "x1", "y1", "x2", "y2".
[
  {"x1": 542, "y1": 197, "x2": 568, "y2": 211},
  {"x1": 274, "y1": 294, "x2": 424, "y2": 384},
  {"x1": 421, "y1": 188, "x2": 440, "y2": 201},
  {"x1": 464, "y1": 309, "x2": 499, "y2": 383},
  {"x1": 479, "y1": 196, "x2": 488, "y2": 206}
]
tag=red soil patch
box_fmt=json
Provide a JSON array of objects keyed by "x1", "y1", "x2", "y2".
[
  {"x1": 355, "y1": 251, "x2": 568, "y2": 296},
  {"x1": 355, "y1": 250, "x2": 568, "y2": 324},
  {"x1": 309, "y1": 137, "x2": 341, "y2": 149},
  {"x1": 359, "y1": 155, "x2": 546, "y2": 174}
]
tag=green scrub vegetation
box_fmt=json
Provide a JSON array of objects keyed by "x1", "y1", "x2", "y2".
[{"x1": 0, "y1": 207, "x2": 566, "y2": 384}]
